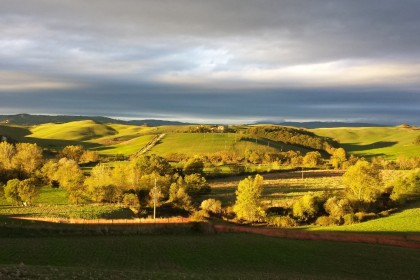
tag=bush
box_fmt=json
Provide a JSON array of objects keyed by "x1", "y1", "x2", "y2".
[
  {"x1": 292, "y1": 194, "x2": 319, "y2": 222},
  {"x1": 324, "y1": 197, "x2": 353, "y2": 218},
  {"x1": 200, "y1": 199, "x2": 222, "y2": 215},
  {"x1": 355, "y1": 212, "x2": 378, "y2": 222},
  {"x1": 268, "y1": 216, "x2": 297, "y2": 228},
  {"x1": 189, "y1": 210, "x2": 209, "y2": 222},
  {"x1": 123, "y1": 193, "x2": 140, "y2": 212},
  {"x1": 315, "y1": 216, "x2": 338, "y2": 226},
  {"x1": 343, "y1": 213, "x2": 357, "y2": 225}
]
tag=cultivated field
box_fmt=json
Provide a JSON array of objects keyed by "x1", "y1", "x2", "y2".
[{"x1": 0, "y1": 233, "x2": 419, "y2": 279}]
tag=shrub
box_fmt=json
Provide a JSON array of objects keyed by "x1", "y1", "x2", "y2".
[
  {"x1": 292, "y1": 194, "x2": 319, "y2": 222},
  {"x1": 324, "y1": 197, "x2": 353, "y2": 218},
  {"x1": 355, "y1": 212, "x2": 378, "y2": 222},
  {"x1": 200, "y1": 199, "x2": 222, "y2": 214},
  {"x1": 315, "y1": 216, "x2": 338, "y2": 226},
  {"x1": 269, "y1": 216, "x2": 297, "y2": 228},
  {"x1": 123, "y1": 193, "x2": 140, "y2": 211},
  {"x1": 343, "y1": 213, "x2": 357, "y2": 225},
  {"x1": 189, "y1": 210, "x2": 209, "y2": 222}
]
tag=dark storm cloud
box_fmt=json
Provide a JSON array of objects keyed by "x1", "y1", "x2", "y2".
[{"x1": 0, "y1": 0, "x2": 420, "y2": 124}]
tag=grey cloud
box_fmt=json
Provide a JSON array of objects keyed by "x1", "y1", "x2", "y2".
[{"x1": 1, "y1": 1, "x2": 420, "y2": 124}]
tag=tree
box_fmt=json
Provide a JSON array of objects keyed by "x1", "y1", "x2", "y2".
[
  {"x1": 60, "y1": 145, "x2": 85, "y2": 162},
  {"x1": 12, "y1": 143, "x2": 43, "y2": 176},
  {"x1": 131, "y1": 154, "x2": 172, "y2": 176},
  {"x1": 0, "y1": 141, "x2": 15, "y2": 170},
  {"x1": 84, "y1": 164, "x2": 122, "y2": 203},
  {"x1": 342, "y1": 160, "x2": 382, "y2": 203},
  {"x1": 292, "y1": 194, "x2": 319, "y2": 222},
  {"x1": 323, "y1": 196, "x2": 353, "y2": 218},
  {"x1": 390, "y1": 169, "x2": 420, "y2": 202},
  {"x1": 54, "y1": 158, "x2": 85, "y2": 204},
  {"x1": 17, "y1": 178, "x2": 40, "y2": 205},
  {"x1": 183, "y1": 156, "x2": 204, "y2": 175},
  {"x1": 303, "y1": 151, "x2": 322, "y2": 168},
  {"x1": 168, "y1": 183, "x2": 193, "y2": 211},
  {"x1": 184, "y1": 173, "x2": 210, "y2": 196},
  {"x1": 330, "y1": 148, "x2": 347, "y2": 169},
  {"x1": 4, "y1": 179, "x2": 21, "y2": 205},
  {"x1": 201, "y1": 199, "x2": 222, "y2": 214},
  {"x1": 233, "y1": 174, "x2": 265, "y2": 222}
]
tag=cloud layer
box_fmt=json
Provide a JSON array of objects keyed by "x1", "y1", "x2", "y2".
[{"x1": 1, "y1": 0, "x2": 420, "y2": 124}]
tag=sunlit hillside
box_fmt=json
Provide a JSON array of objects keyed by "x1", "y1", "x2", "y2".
[{"x1": 312, "y1": 126, "x2": 420, "y2": 159}]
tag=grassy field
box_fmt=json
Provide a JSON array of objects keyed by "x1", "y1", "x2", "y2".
[
  {"x1": 205, "y1": 171, "x2": 344, "y2": 207},
  {"x1": 0, "y1": 233, "x2": 419, "y2": 279},
  {"x1": 312, "y1": 126, "x2": 420, "y2": 159},
  {"x1": 308, "y1": 202, "x2": 420, "y2": 234}
]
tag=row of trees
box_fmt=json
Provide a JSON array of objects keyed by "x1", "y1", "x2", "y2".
[
  {"x1": 0, "y1": 141, "x2": 210, "y2": 211},
  {"x1": 231, "y1": 161, "x2": 420, "y2": 226}
]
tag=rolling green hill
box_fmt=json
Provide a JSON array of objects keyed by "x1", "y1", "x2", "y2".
[
  {"x1": 29, "y1": 120, "x2": 117, "y2": 141},
  {"x1": 312, "y1": 126, "x2": 420, "y2": 159},
  {"x1": 148, "y1": 133, "x2": 309, "y2": 157}
]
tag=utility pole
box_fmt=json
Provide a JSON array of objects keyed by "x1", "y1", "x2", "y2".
[{"x1": 153, "y1": 177, "x2": 157, "y2": 222}]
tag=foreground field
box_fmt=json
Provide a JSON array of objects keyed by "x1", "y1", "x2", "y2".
[{"x1": 1, "y1": 233, "x2": 419, "y2": 279}]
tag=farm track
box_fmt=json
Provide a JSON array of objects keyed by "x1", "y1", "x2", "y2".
[
  {"x1": 132, "y1": 133, "x2": 165, "y2": 157},
  {"x1": 214, "y1": 224, "x2": 420, "y2": 249}
]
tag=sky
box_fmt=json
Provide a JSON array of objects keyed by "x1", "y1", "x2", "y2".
[{"x1": 1, "y1": 0, "x2": 420, "y2": 124}]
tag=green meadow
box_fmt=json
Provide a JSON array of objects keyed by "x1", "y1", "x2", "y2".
[{"x1": 312, "y1": 126, "x2": 420, "y2": 159}]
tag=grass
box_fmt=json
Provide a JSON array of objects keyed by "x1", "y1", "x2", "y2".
[
  {"x1": 205, "y1": 172, "x2": 344, "y2": 207},
  {"x1": 0, "y1": 233, "x2": 419, "y2": 279},
  {"x1": 312, "y1": 126, "x2": 420, "y2": 159},
  {"x1": 0, "y1": 204, "x2": 133, "y2": 220},
  {"x1": 94, "y1": 134, "x2": 155, "y2": 156},
  {"x1": 30, "y1": 120, "x2": 117, "y2": 141},
  {"x1": 149, "y1": 133, "x2": 305, "y2": 157},
  {"x1": 308, "y1": 202, "x2": 420, "y2": 234}
]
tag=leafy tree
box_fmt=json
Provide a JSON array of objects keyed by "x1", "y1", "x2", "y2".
[
  {"x1": 0, "y1": 141, "x2": 15, "y2": 170},
  {"x1": 131, "y1": 154, "x2": 172, "y2": 176},
  {"x1": 184, "y1": 173, "x2": 210, "y2": 196},
  {"x1": 390, "y1": 169, "x2": 420, "y2": 202},
  {"x1": 342, "y1": 160, "x2": 382, "y2": 203},
  {"x1": 183, "y1": 156, "x2": 204, "y2": 175},
  {"x1": 41, "y1": 160, "x2": 59, "y2": 186},
  {"x1": 303, "y1": 151, "x2": 322, "y2": 168},
  {"x1": 54, "y1": 158, "x2": 85, "y2": 204},
  {"x1": 233, "y1": 174, "x2": 265, "y2": 222},
  {"x1": 168, "y1": 183, "x2": 193, "y2": 211},
  {"x1": 60, "y1": 145, "x2": 85, "y2": 162},
  {"x1": 17, "y1": 178, "x2": 40, "y2": 205},
  {"x1": 330, "y1": 148, "x2": 347, "y2": 169},
  {"x1": 323, "y1": 196, "x2": 353, "y2": 218},
  {"x1": 12, "y1": 143, "x2": 43, "y2": 176},
  {"x1": 4, "y1": 179, "x2": 21, "y2": 205},
  {"x1": 292, "y1": 194, "x2": 319, "y2": 222},
  {"x1": 85, "y1": 164, "x2": 122, "y2": 203},
  {"x1": 123, "y1": 193, "x2": 140, "y2": 212}
]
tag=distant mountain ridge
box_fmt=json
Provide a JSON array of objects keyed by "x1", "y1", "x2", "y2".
[
  {"x1": 254, "y1": 121, "x2": 388, "y2": 128},
  {"x1": 0, "y1": 114, "x2": 191, "y2": 126},
  {"x1": 0, "y1": 114, "x2": 390, "y2": 128}
]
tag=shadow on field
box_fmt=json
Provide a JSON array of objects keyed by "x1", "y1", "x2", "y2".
[{"x1": 343, "y1": 141, "x2": 398, "y2": 152}]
